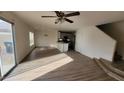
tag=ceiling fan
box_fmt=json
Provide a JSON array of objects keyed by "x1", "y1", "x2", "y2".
[{"x1": 41, "y1": 11, "x2": 80, "y2": 24}]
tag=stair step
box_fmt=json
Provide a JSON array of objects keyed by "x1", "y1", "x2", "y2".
[
  {"x1": 93, "y1": 58, "x2": 124, "y2": 81},
  {"x1": 100, "y1": 58, "x2": 124, "y2": 77}
]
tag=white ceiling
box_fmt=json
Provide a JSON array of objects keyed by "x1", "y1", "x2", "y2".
[{"x1": 13, "y1": 11, "x2": 124, "y2": 31}]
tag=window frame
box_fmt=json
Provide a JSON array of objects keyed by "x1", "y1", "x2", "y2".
[{"x1": 29, "y1": 31, "x2": 34, "y2": 47}]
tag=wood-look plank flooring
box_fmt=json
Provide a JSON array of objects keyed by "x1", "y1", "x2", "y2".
[
  {"x1": 22, "y1": 47, "x2": 61, "y2": 62},
  {"x1": 4, "y1": 48, "x2": 116, "y2": 81}
]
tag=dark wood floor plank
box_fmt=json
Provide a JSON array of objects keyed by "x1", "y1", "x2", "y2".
[{"x1": 5, "y1": 48, "x2": 116, "y2": 81}]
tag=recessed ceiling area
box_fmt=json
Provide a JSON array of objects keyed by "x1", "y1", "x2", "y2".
[{"x1": 13, "y1": 11, "x2": 124, "y2": 31}]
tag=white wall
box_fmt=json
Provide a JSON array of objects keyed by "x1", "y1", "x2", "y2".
[
  {"x1": 35, "y1": 28, "x2": 58, "y2": 48},
  {"x1": 0, "y1": 12, "x2": 35, "y2": 63},
  {"x1": 98, "y1": 21, "x2": 124, "y2": 59},
  {"x1": 75, "y1": 26, "x2": 116, "y2": 61}
]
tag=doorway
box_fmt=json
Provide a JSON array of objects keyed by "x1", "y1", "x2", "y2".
[
  {"x1": 58, "y1": 31, "x2": 76, "y2": 51},
  {"x1": 0, "y1": 18, "x2": 16, "y2": 78}
]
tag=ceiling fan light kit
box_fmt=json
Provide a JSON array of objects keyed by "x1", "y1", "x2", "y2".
[
  {"x1": 55, "y1": 18, "x2": 65, "y2": 24},
  {"x1": 41, "y1": 11, "x2": 80, "y2": 24}
]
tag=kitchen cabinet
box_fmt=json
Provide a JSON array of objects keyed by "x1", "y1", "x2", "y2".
[{"x1": 57, "y1": 42, "x2": 69, "y2": 52}]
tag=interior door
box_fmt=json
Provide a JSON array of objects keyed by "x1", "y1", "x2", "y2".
[{"x1": 0, "y1": 18, "x2": 16, "y2": 77}]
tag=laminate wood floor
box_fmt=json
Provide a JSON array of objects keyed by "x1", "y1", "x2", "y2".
[{"x1": 4, "y1": 48, "x2": 116, "y2": 81}]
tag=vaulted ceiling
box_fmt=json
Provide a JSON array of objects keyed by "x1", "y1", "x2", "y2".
[{"x1": 13, "y1": 11, "x2": 124, "y2": 31}]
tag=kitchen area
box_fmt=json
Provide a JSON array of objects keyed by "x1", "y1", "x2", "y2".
[{"x1": 57, "y1": 31, "x2": 76, "y2": 52}]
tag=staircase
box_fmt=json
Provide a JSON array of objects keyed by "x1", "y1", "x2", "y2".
[{"x1": 93, "y1": 58, "x2": 124, "y2": 81}]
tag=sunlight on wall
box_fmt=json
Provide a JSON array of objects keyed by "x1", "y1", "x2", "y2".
[{"x1": 5, "y1": 53, "x2": 73, "y2": 81}]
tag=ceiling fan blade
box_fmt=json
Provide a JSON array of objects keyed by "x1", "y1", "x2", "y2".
[
  {"x1": 65, "y1": 12, "x2": 80, "y2": 17},
  {"x1": 41, "y1": 16, "x2": 57, "y2": 18},
  {"x1": 55, "y1": 11, "x2": 61, "y2": 17},
  {"x1": 64, "y1": 18, "x2": 73, "y2": 23}
]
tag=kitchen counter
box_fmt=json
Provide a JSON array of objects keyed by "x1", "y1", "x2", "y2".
[{"x1": 57, "y1": 42, "x2": 69, "y2": 52}]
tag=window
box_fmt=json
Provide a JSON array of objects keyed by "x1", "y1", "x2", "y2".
[
  {"x1": 29, "y1": 32, "x2": 34, "y2": 46},
  {"x1": 0, "y1": 18, "x2": 16, "y2": 77}
]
